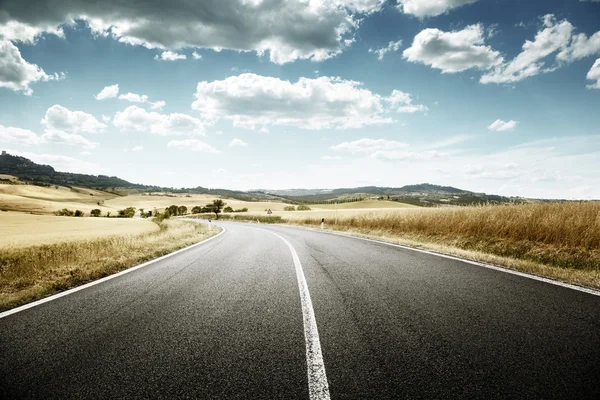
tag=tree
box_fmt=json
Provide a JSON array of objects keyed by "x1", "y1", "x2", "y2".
[
  {"x1": 297, "y1": 204, "x2": 311, "y2": 211},
  {"x1": 212, "y1": 199, "x2": 225, "y2": 219},
  {"x1": 191, "y1": 206, "x2": 202, "y2": 214},
  {"x1": 90, "y1": 209, "x2": 101, "y2": 217},
  {"x1": 224, "y1": 206, "x2": 234, "y2": 213},
  {"x1": 168, "y1": 204, "x2": 179, "y2": 216},
  {"x1": 178, "y1": 205, "x2": 187, "y2": 215}
]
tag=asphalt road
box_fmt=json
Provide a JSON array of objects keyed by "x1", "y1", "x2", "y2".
[{"x1": 1, "y1": 221, "x2": 599, "y2": 399}]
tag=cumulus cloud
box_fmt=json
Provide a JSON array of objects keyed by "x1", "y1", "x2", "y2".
[
  {"x1": 150, "y1": 100, "x2": 166, "y2": 110},
  {"x1": 131, "y1": 145, "x2": 144, "y2": 152},
  {"x1": 587, "y1": 58, "x2": 600, "y2": 89},
  {"x1": 0, "y1": 125, "x2": 44, "y2": 146},
  {"x1": 488, "y1": 119, "x2": 519, "y2": 131},
  {"x1": 385, "y1": 90, "x2": 428, "y2": 113},
  {"x1": 0, "y1": 0, "x2": 384, "y2": 65},
  {"x1": 95, "y1": 84, "x2": 119, "y2": 100},
  {"x1": 0, "y1": 124, "x2": 97, "y2": 149},
  {"x1": 40, "y1": 131, "x2": 98, "y2": 150},
  {"x1": 118, "y1": 92, "x2": 148, "y2": 103},
  {"x1": 481, "y1": 15, "x2": 574, "y2": 84},
  {"x1": 115, "y1": 91, "x2": 166, "y2": 109},
  {"x1": 41, "y1": 105, "x2": 106, "y2": 134},
  {"x1": 403, "y1": 24, "x2": 502, "y2": 73},
  {"x1": 397, "y1": 0, "x2": 479, "y2": 18},
  {"x1": 229, "y1": 138, "x2": 248, "y2": 147},
  {"x1": 0, "y1": 40, "x2": 63, "y2": 95},
  {"x1": 113, "y1": 105, "x2": 205, "y2": 136},
  {"x1": 0, "y1": 20, "x2": 64, "y2": 43},
  {"x1": 192, "y1": 51, "x2": 202, "y2": 60},
  {"x1": 369, "y1": 40, "x2": 402, "y2": 60},
  {"x1": 155, "y1": 51, "x2": 186, "y2": 61},
  {"x1": 167, "y1": 139, "x2": 219, "y2": 153},
  {"x1": 191, "y1": 73, "x2": 423, "y2": 130}
]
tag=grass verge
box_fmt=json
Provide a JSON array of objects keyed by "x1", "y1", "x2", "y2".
[
  {"x1": 0, "y1": 219, "x2": 219, "y2": 311},
  {"x1": 287, "y1": 202, "x2": 600, "y2": 290}
]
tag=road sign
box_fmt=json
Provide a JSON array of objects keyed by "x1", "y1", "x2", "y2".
[{"x1": 267, "y1": 209, "x2": 272, "y2": 215}]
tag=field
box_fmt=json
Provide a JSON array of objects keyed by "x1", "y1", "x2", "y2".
[
  {"x1": 289, "y1": 202, "x2": 600, "y2": 289},
  {"x1": 0, "y1": 183, "x2": 116, "y2": 214},
  {"x1": 0, "y1": 219, "x2": 218, "y2": 310},
  {"x1": 0, "y1": 211, "x2": 159, "y2": 248}
]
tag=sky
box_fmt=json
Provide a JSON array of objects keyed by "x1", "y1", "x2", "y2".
[{"x1": 0, "y1": 0, "x2": 599, "y2": 199}]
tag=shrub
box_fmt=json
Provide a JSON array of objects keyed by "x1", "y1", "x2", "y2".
[
  {"x1": 284, "y1": 206, "x2": 296, "y2": 211},
  {"x1": 178, "y1": 205, "x2": 188, "y2": 215},
  {"x1": 224, "y1": 206, "x2": 234, "y2": 213},
  {"x1": 74, "y1": 210, "x2": 84, "y2": 217},
  {"x1": 90, "y1": 209, "x2": 101, "y2": 217},
  {"x1": 55, "y1": 208, "x2": 75, "y2": 217},
  {"x1": 117, "y1": 207, "x2": 136, "y2": 218},
  {"x1": 297, "y1": 204, "x2": 311, "y2": 211},
  {"x1": 234, "y1": 207, "x2": 248, "y2": 212}
]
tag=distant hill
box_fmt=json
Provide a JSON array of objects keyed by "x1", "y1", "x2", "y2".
[
  {"x1": 1, "y1": 152, "x2": 522, "y2": 206},
  {"x1": 265, "y1": 184, "x2": 522, "y2": 207},
  {"x1": 0, "y1": 152, "x2": 280, "y2": 202}
]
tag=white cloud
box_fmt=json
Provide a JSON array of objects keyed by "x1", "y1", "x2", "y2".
[
  {"x1": 155, "y1": 51, "x2": 186, "y2": 61},
  {"x1": 118, "y1": 92, "x2": 149, "y2": 103},
  {"x1": 101, "y1": 115, "x2": 111, "y2": 123},
  {"x1": 481, "y1": 15, "x2": 574, "y2": 84},
  {"x1": 587, "y1": 58, "x2": 600, "y2": 89},
  {"x1": 131, "y1": 145, "x2": 144, "y2": 152},
  {"x1": 192, "y1": 73, "x2": 401, "y2": 130},
  {"x1": 0, "y1": 125, "x2": 44, "y2": 146},
  {"x1": 229, "y1": 138, "x2": 248, "y2": 147},
  {"x1": 79, "y1": 151, "x2": 91, "y2": 156},
  {"x1": 385, "y1": 90, "x2": 428, "y2": 113},
  {"x1": 431, "y1": 134, "x2": 472, "y2": 148},
  {"x1": 113, "y1": 105, "x2": 205, "y2": 136},
  {"x1": 369, "y1": 40, "x2": 402, "y2": 60},
  {"x1": 403, "y1": 25, "x2": 502, "y2": 73},
  {"x1": 0, "y1": 20, "x2": 64, "y2": 43},
  {"x1": 95, "y1": 84, "x2": 119, "y2": 100},
  {"x1": 397, "y1": 0, "x2": 479, "y2": 18},
  {"x1": 215, "y1": 130, "x2": 223, "y2": 135},
  {"x1": 192, "y1": 51, "x2": 202, "y2": 60},
  {"x1": 41, "y1": 105, "x2": 106, "y2": 134},
  {"x1": 0, "y1": 40, "x2": 63, "y2": 95},
  {"x1": 115, "y1": 91, "x2": 166, "y2": 109},
  {"x1": 488, "y1": 119, "x2": 519, "y2": 132},
  {"x1": 40, "y1": 131, "x2": 98, "y2": 150},
  {"x1": 331, "y1": 138, "x2": 408, "y2": 154},
  {"x1": 0, "y1": 0, "x2": 384, "y2": 65},
  {"x1": 149, "y1": 100, "x2": 166, "y2": 110},
  {"x1": 167, "y1": 139, "x2": 219, "y2": 153}
]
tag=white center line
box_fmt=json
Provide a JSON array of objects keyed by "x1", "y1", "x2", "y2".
[{"x1": 264, "y1": 230, "x2": 331, "y2": 400}]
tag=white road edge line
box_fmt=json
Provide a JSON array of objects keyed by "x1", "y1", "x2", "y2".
[
  {"x1": 0, "y1": 227, "x2": 226, "y2": 319},
  {"x1": 281, "y1": 225, "x2": 600, "y2": 298},
  {"x1": 263, "y1": 229, "x2": 331, "y2": 400}
]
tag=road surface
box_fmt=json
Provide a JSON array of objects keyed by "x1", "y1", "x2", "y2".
[{"x1": 1, "y1": 221, "x2": 599, "y2": 399}]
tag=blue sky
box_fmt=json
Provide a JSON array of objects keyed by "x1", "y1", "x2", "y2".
[{"x1": 0, "y1": 0, "x2": 599, "y2": 198}]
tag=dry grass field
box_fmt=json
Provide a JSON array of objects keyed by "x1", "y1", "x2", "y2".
[
  {"x1": 0, "y1": 183, "x2": 116, "y2": 214},
  {"x1": 0, "y1": 219, "x2": 218, "y2": 310},
  {"x1": 290, "y1": 202, "x2": 600, "y2": 289},
  {"x1": 0, "y1": 211, "x2": 159, "y2": 248}
]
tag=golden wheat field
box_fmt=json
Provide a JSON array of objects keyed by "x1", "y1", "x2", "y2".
[
  {"x1": 291, "y1": 202, "x2": 600, "y2": 287},
  {"x1": 0, "y1": 211, "x2": 159, "y2": 248}
]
